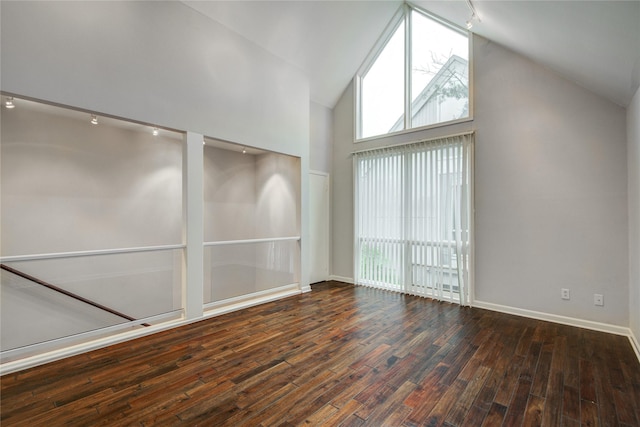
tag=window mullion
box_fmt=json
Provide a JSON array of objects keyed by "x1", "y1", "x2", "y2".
[
  {"x1": 355, "y1": 76, "x2": 363, "y2": 140},
  {"x1": 356, "y1": 3, "x2": 469, "y2": 141},
  {"x1": 404, "y1": 5, "x2": 412, "y2": 132}
]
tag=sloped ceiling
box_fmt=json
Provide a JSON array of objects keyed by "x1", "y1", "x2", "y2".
[
  {"x1": 419, "y1": 0, "x2": 640, "y2": 108},
  {"x1": 183, "y1": 0, "x2": 401, "y2": 108},
  {"x1": 183, "y1": 0, "x2": 640, "y2": 109}
]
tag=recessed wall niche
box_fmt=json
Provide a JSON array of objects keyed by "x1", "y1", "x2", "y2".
[
  {"x1": 0, "y1": 96, "x2": 184, "y2": 360},
  {"x1": 203, "y1": 138, "x2": 301, "y2": 303},
  {"x1": 1, "y1": 98, "x2": 184, "y2": 254}
]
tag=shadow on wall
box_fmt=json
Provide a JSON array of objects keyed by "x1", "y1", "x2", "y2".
[
  {"x1": 203, "y1": 142, "x2": 301, "y2": 304},
  {"x1": 0, "y1": 98, "x2": 184, "y2": 355}
]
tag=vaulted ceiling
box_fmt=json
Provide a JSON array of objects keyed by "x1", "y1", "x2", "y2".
[{"x1": 183, "y1": 1, "x2": 640, "y2": 109}]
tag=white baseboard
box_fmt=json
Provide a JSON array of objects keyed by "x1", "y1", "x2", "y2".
[
  {"x1": 203, "y1": 284, "x2": 301, "y2": 317},
  {"x1": 630, "y1": 329, "x2": 640, "y2": 363},
  {"x1": 9, "y1": 281, "x2": 636, "y2": 375},
  {"x1": 472, "y1": 300, "x2": 631, "y2": 336},
  {"x1": 329, "y1": 275, "x2": 354, "y2": 284},
  {"x1": 320, "y1": 281, "x2": 640, "y2": 364},
  {"x1": 0, "y1": 285, "x2": 302, "y2": 375},
  {"x1": 1, "y1": 317, "x2": 194, "y2": 376},
  {"x1": 473, "y1": 300, "x2": 640, "y2": 363}
]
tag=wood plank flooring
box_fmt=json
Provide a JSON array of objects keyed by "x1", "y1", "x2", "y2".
[{"x1": 1, "y1": 281, "x2": 639, "y2": 426}]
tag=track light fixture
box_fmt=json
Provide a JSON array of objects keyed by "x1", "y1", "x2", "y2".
[
  {"x1": 90, "y1": 115, "x2": 98, "y2": 125},
  {"x1": 152, "y1": 127, "x2": 159, "y2": 136},
  {"x1": 465, "y1": 0, "x2": 480, "y2": 30},
  {"x1": 5, "y1": 97, "x2": 15, "y2": 109},
  {"x1": 242, "y1": 148, "x2": 247, "y2": 154}
]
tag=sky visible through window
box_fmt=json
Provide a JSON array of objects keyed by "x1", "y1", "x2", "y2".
[
  {"x1": 361, "y1": 10, "x2": 468, "y2": 139},
  {"x1": 361, "y1": 22, "x2": 405, "y2": 139}
]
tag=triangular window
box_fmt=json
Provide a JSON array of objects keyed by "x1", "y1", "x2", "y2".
[{"x1": 357, "y1": 5, "x2": 470, "y2": 140}]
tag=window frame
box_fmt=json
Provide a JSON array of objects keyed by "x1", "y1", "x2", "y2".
[{"x1": 354, "y1": 3, "x2": 473, "y2": 143}]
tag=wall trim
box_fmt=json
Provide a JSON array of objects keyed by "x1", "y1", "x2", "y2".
[
  {"x1": 472, "y1": 300, "x2": 630, "y2": 336},
  {"x1": 19, "y1": 282, "x2": 628, "y2": 375},
  {"x1": 323, "y1": 279, "x2": 639, "y2": 363},
  {"x1": 329, "y1": 275, "x2": 354, "y2": 284},
  {"x1": 203, "y1": 284, "x2": 301, "y2": 315},
  {"x1": 630, "y1": 329, "x2": 640, "y2": 363},
  {"x1": 473, "y1": 300, "x2": 639, "y2": 363},
  {"x1": 0, "y1": 286, "x2": 301, "y2": 376},
  {"x1": 1, "y1": 318, "x2": 194, "y2": 376}
]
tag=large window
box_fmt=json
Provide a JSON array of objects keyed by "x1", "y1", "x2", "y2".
[
  {"x1": 361, "y1": 22, "x2": 405, "y2": 139},
  {"x1": 353, "y1": 133, "x2": 473, "y2": 304},
  {"x1": 357, "y1": 5, "x2": 470, "y2": 140}
]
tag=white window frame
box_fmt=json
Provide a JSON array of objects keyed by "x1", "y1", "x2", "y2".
[{"x1": 354, "y1": 3, "x2": 473, "y2": 143}]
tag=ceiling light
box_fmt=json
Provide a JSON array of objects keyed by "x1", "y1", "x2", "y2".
[
  {"x1": 242, "y1": 148, "x2": 247, "y2": 154},
  {"x1": 202, "y1": 140, "x2": 206, "y2": 146},
  {"x1": 152, "y1": 127, "x2": 159, "y2": 136},
  {"x1": 5, "y1": 97, "x2": 15, "y2": 109},
  {"x1": 90, "y1": 115, "x2": 98, "y2": 125},
  {"x1": 464, "y1": 0, "x2": 480, "y2": 31}
]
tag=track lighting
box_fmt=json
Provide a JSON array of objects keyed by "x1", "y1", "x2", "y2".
[
  {"x1": 90, "y1": 115, "x2": 98, "y2": 125},
  {"x1": 152, "y1": 127, "x2": 159, "y2": 136},
  {"x1": 242, "y1": 148, "x2": 247, "y2": 154},
  {"x1": 464, "y1": 0, "x2": 480, "y2": 30},
  {"x1": 5, "y1": 97, "x2": 15, "y2": 109}
]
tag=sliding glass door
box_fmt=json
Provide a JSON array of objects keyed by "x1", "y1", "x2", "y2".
[{"x1": 354, "y1": 133, "x2": 473, "y2": 304}]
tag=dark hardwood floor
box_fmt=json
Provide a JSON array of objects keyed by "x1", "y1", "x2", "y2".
[{"x1": 1, "y1": 281, "x2": 639, "y2": 426}]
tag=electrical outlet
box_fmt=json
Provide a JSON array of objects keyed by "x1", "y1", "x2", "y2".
[
  {"x1": 594, "y1": 294, "x2": 604, "y2": 306},
  {"x1": 561, "y1": 288, "x2": 570, "y2": 300}
]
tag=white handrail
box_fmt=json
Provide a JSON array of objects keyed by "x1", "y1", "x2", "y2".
[
  {"x1": 203, "y1": 236, "x2": 301, "y2": 247},
  {"x1": 0, "y1": 244, "x2": 186, "y2": 263}
]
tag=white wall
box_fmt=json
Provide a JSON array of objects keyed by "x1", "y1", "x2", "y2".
[
  {"x1": 332, "y1": 35, "x2": 629, "y2": 327},
  {"x1": 2, "y1": 105, "x2": 183, "y2": 255},
  {"x1": 1, "y1": 105, "x2": 303, "y2": 353},
  {"x1": 203, "y1": 148, "x2": 301, "y2": 302},
  {"x1": 309, "y1": 101, "x2": 332, "y2": 283},
  {"x1": 331, "y1": 84, "x2": 355, "y2": 281},
  {"x1": 203, "y1": 147, "x2": 300, "y2": 241},
  {"x1": 204, "y1": 146, "x2": 257, "y2": 242},
  {"x1": 255, "y1": 153, "x2": 301, "y2": 239},
  {"x1": 0, "y1": 0, "x2": 312, "y2": 366},
  {"x1": 0, "y1": 1, "x2": 309, "y2": 158},
  {"x1": 628, "y1": 87, "x2": 640, "y2": 340},
  {"x1": 1, "y1": 103, "x2": 184, "y2": 351},
  {"x1": 203, "y1": 146, "x2": 256, "y2": 302},
  {"x1": 473, "y1": 37, "x2": 628, "y2": 327},
  {"x1": 255, "y1": 153, "x2": 301, "y2": 289},
  {"x1": 310, "y1": 101, "x2": 333, "y2": 173},
  {"x1": 1, "y1": 0, "x2": 311, "y2": 277}
]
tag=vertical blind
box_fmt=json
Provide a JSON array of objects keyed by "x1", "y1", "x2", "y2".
[{"x1": 353, "y1": 132, "x2": 473, "y2": 304}]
